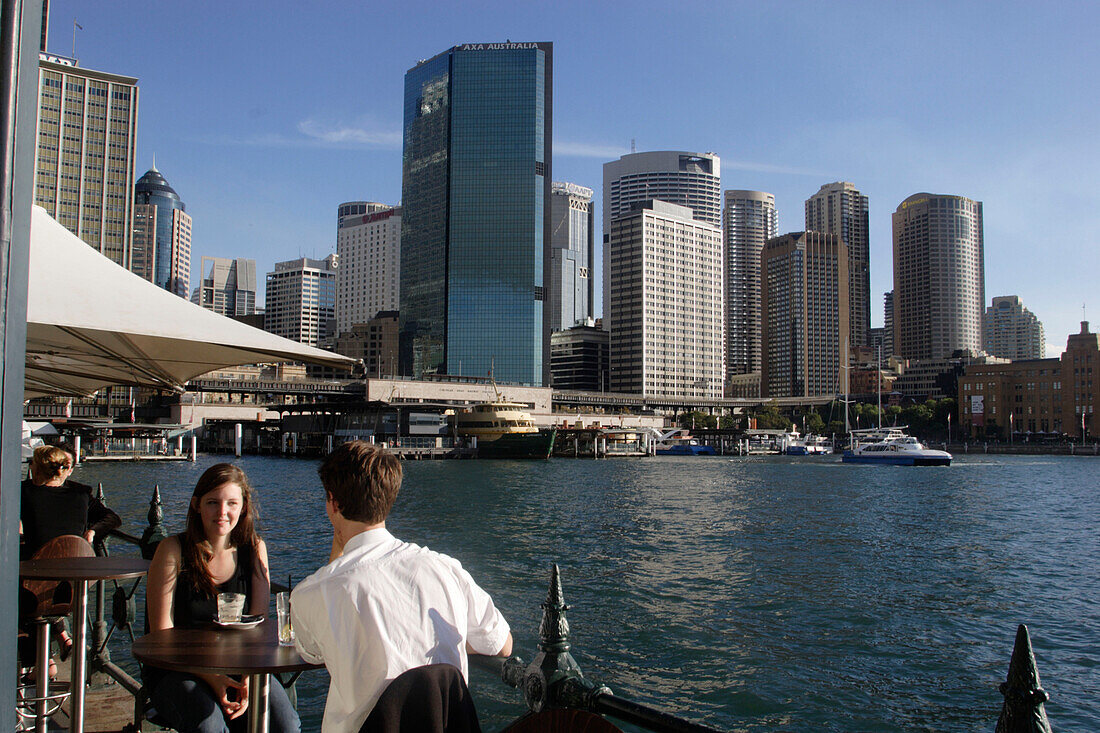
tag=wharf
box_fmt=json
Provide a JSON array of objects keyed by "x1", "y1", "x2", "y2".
[{"x1": 82, "y1": 454, "x2": 191, "y2": 462}]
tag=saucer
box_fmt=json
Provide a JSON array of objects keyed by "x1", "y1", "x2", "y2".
[{"x1": 214, "y1": 615, "x2": 264, "y2": 629}]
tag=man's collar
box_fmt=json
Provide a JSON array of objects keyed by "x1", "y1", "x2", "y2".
[{"x1": 341, "y1": 526, "x2": 394, "y2": 555}]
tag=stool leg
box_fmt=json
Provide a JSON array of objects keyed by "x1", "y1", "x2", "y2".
[{"x1": 34, "y1": 620, "x2": 50, "y2": 733}]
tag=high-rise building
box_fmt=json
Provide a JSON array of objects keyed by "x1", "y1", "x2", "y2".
[
  {"x1": 723, "y1": 190, "x2": 778, "y2": 388},
  {"x1": 264, "y1": 255, "x2": 338, "y2": 347},
  {"x1": 893, "y1": 193, "x2": 985, "y2": 360},
  {"x1": 883, "y1": 290, "x2": 895, "y2": 357},
  {"x1": 760, "y1": 232, "x2": 849, "y2": 398},
  {"x1": 603, "y1": 151, "x2": 721, "y2": 325},
  {"x1": 336, "y1": 202, "x2": 401, "y2": 335},
  {"x1": 607, "y1": 200, "x2": 723, "y2": 398},
  {"x1": 399, "y1": 42, "x2": 552, "y2": 385},
  {"x1": 132, "y1": 165, "x2": 191, "y2": 298},
  {"x1": 548, "y1": 182, "x2": 594, "y2": 334},
  {"x1": 805, "y1": 182, "x2": 870, "y2": 348},
  {"x1": 983, "y1": 295, "x2": 1045, "y2": 360},
  {"x1": 34, "y1": 53, "x2": 138, "y2": 267},
  {"x1": 193, "y1": 257, "x2": 257, "y2": 317}
]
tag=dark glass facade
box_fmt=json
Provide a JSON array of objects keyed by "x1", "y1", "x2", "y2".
[
  {"x1": 134, "y1": 167, "x2": 189, "y2": 297},
  {"x1": 400, "y1": 43, "x2": 552, "y2": 385}
]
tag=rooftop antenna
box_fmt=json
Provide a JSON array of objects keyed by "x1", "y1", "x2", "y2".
[
  {"x1": 72, "y1": 19, "x2": 82, "y2": 60},
  {"x1": 630, "y1": 138, "x2": 636, "y2": 153},
  {"x1": 151, "y1": 153, "x2": 157, "y2": 172}
]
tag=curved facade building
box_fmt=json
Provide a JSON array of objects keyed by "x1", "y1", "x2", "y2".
[
  {"x1": 892, "y1": 193, "x2": 985, "y2": 360},
  {"x1": 724, "y1": 190, "x2": 777, "y2": 382},
  {"x1": 133, "y1": 166, "x2": 191, "y2": 298},
  {"x1": 602, "y1": 151, "x2": 721, "y2": 329}
]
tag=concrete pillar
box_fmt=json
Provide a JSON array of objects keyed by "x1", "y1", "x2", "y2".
[
  {"x1": 290, "y1": 433, "x2": 298, "y2": 454},
  {"x1": 73, "y1": 435, "x2": 82, "y2": 464},
  {"x1": 190, "y1": 436, "x2": 197, "y2": 461},
  {"x1": 325, "y1": 435, "x2": 333, "y2": 454},
  {"x1": 234, "y1": 423, "x2": 242, "y2": 457},
  {"x1": 177, "y1": 435, "x2": 183, "y2": 456}
]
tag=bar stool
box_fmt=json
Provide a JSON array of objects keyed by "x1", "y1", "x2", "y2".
[{"x1": 18, "y1": 535, "x2": 95, "y2": 732}]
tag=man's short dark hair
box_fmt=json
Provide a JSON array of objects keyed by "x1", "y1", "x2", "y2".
[{"x1": 318, "y1": 441, "x2": 402, "y2": 524}]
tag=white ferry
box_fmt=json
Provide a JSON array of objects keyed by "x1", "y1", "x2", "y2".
[{"x1": 842, "y1": 427, "x2": 952, "y2": 466}]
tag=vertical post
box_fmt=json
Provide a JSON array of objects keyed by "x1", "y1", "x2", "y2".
[
  {"x1": 1, "y1": 1, "x2": 42, "y2": 725},
  {"x1": 190, "y1": 435, "x2": 197, "y2": 461},
  {"x1": 176, "y1": 435, "x2": 183, "y2": 456},
  {"x1": 234, "y1": 422, "x2": 242, "y2": 457},
  {"x1": 996, "y1": 624, "x2": 1052, "y2": 733},
  {"x1": 325, "y1": 434, "x2": 333, "y2": 454},
  {"x1": 90, "y1": 484, "x2": 111, "y2": 676},
  {"x1": 73, "y1": 434, "x2": 81, "y2": 463}
]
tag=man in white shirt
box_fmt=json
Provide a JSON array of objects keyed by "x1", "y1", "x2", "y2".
[{"x1": 291, "y1": 441, "x2": 513, "y2": 733}]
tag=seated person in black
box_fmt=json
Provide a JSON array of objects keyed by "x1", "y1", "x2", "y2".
[
  {"x1": 144, "y1": 463, "x2": 299, "y2": 733},
  {"x1": 20, "y1": 443, "x2": 121, "y2": 557},
  {"x1": 19, "y1": 443, "x2": 121, "y2": 673}
]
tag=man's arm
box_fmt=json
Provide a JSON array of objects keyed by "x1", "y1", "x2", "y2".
[{"x1": 467, "y1": 632, "x2": 512, "y2": 657}]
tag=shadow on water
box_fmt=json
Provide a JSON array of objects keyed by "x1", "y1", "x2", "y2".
[{"x1": 74, "y1": 453, "x2": 1100, "y2": 731}]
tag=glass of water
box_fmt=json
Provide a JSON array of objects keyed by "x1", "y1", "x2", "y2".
[
  {"x1": 217, "y1": 592, "x2": 246, "y2": 623},
  {"x1": 276, "y1": 592, "x2": 294, "y2": 646}
]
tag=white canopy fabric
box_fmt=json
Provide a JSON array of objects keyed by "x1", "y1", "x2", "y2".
[{"x1": 26, "y1": 207, "x2": 356, "y2": 398}]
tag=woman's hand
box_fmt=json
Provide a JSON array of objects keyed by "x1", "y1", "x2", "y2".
[
  {"x1": 206, "y1": 673, "x2": 249, "y2": 720},
  {"x1": 82, "y1": 530, "x2": 95, "y2": 544}
]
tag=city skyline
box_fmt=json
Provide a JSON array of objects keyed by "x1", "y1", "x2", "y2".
[{"x1": 41, "y1": 1, "x2": 1100, "y2": 356}]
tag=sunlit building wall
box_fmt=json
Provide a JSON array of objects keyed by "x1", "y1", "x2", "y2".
[
  {"x1": 35, "y1": 53, "x2": 138, "y2": 267},
  {"x1": 806, "y1": 181, "x2": 870, "y2": 349},
  {"x1": 265, "y1": 256, "x2": 338, "y2": 347},
  {"x1": 608, "y1": 200, "x2": 723, "y2": 398},
  {"x1": 983, "y1": 295, "x2": 1045, "y2": 360},
  {"x1": 893, "y1": 193, "x2": 985, "y2": 360},
  {"x1": 336, "y1": 202, "x2": 400, "y2": 335},
  {"x1": 723, "y1": 190, "x2": 777, "y2": 388},
  {"x1": 761, "y1": 231, "x2": 849, "y2": 398}
]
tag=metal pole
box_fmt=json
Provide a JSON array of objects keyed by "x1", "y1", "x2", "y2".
[{"x1": 1, "y1": 1, "x2": 42, "y2": 726}]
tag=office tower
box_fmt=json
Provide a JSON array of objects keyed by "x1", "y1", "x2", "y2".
[
  {"x1": 983, "y1": 295, "x2": 1045, "y2": 360},
  {"x1": 603, "y1": 151, "x2": 721, "y2": 324},
  {"x1": 400, "y1": 42, "x2": 552, "y2": 385},
  {"x1": 193, "y1": 257, "x2": 257, "y2": 316},
  {"x1": 550, "y1": 321, "x2": 608, "y2": 391},
  {"x1": 723, "y1": 190, "x2": 778, "y2": 387},
  {"x1": 34, "y1": 53, "x2": 138, "y2": 266},
  {"x1": 805, "y1": 182, "x2": 870, "y2": 348},
  {"x1": 264, "y1": 256, "x2": 338, "y2": 347},
  {"x1": 893, "y1": 193, "x2": 985, "y2": 360},
  {"x1": 548, "y1": 182, "x2": 594, "y2": 333},
  {"x1": 132, "y1": 166, "x2": 192, "y2": 298},
  {"x1": 607, "y1": 200, "x2": 723, "y2": 398},
  {"x1": 336, "y1": 202, "x2": 401, "y2": 335},
  {"x1": 883, "y1": 290, "x2": 895, "y2": 357},
  {"x1": 760, "y1": 232, "x2": 849, "y2": 398}
]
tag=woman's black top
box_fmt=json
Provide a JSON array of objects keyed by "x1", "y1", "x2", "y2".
[
  {"x1": 143, "y1": 534, "x2": 255, "y2": 689},
  {"x1": 20, "y1": 478, "x2": 122, "y2": 559}
]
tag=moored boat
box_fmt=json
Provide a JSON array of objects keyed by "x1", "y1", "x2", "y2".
[{"x1": 454, "y1": 400, "x2": 556, "y2": 459}]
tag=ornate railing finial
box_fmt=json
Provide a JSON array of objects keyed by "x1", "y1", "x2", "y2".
[
  {"x1": 538, "y1": 563, "x2": 571, "y2": 655},
  {"x1": 140, "y1": 485, "x2": 166, "y2": 559},
  {"x1": 996, "y1": 624, "x2": 1052, "y2": 733}
]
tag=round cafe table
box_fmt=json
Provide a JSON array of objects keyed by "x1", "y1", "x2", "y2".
[
  {"x1": 19, "y1": 556, "x2": 150, "y2": 733},
  {"x1": 133, "y1": 618, "x2": 321, "y2": 733}
]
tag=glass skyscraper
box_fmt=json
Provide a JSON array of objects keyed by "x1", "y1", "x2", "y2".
[
  {"x1": 400, "y1": 42, "x2": 552, "y2": 385},
  {"x1": 133, "y1": 166, "x2": 192, "y2": 298}
]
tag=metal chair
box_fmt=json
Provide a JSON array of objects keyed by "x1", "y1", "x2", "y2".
[{"x1": 17, "y1": 534, "x2": 95, "y2": 732}]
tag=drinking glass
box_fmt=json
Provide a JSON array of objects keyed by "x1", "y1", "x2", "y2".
[
  {"x1": 276, "y1": 592, "x2": 294, "y2": 646},
  {"x1": 217, "y1": 592, "x2": 246, "y2": 623}
]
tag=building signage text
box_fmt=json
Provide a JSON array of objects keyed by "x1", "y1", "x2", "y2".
[{"x1": 459, "y1": 43, "x2": 539, "y2": 51}]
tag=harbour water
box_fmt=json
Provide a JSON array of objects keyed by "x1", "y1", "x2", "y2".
[{"x1": 76, "y1": 454, "x2": 1099, "y2": 731}]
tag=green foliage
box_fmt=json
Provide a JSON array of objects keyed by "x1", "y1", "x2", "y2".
[{"x1": 677, "y1": 410, "x2": 717, "y2": 430}]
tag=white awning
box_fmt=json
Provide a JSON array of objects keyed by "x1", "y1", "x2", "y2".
[{"x1": 26, "y1": 207, "x2": 356, "y2": 398}]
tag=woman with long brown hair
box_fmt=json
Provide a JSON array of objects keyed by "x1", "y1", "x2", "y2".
[{"x1": 144, "y1": 464, "x2": 299, "y2": 732}]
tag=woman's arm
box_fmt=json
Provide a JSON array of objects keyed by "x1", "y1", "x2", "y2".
[
  {"x1": 249, "y1": 539, "x2": 271, "y2": 616},
  {"x1": 146, "y1": 536, "x2": 181, "y2": 631}
]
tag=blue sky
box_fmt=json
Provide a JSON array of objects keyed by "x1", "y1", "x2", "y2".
[{"x1": 46, "y1": 1, "x2": 1100, "y2": 356}]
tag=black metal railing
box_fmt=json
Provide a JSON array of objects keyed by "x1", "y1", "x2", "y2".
[{"x1": 84, "y1": 486, "x2": 1057, "y2": 732}]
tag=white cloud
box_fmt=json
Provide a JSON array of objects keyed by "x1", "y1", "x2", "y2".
[{"x1": 296, "y1": 119, "x2": 401, "y2": 148}]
